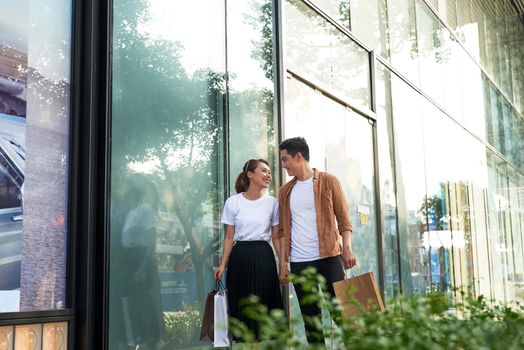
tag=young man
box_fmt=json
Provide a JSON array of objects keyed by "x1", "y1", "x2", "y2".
[{"x1": 278, "y1": 137, "x2": 357, "y2": 343}]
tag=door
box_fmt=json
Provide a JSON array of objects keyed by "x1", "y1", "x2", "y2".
[{"x1": 283, "y1": 73, "x2": 380, "y2": 279}]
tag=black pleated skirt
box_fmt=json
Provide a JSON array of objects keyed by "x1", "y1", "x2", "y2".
[{"x1": 226, "y1": 240, "x2": 283, "y2": 339}]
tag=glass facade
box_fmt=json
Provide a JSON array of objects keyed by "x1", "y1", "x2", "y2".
[
  {"x1": 0, "y1": 0, "x2": 522, "y2": 348},
  {"x1": 308, "y1": 0, "x2": 524, "y2": 169},
  {"x1": 291, "y1": 0, "x2": 523, "y2": 303},
  {"x1": 284, "y1": 0, "x2": 371, "y2": 110},
  {"x1": 283, "y1": 78, "x2": 379, "y2": 279},
  {"x1": 108, "y1": 0, "x2": 277, "y2": 348}
]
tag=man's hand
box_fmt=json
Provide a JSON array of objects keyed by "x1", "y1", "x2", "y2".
[
  {"x1": 279, "y1": 261, "x2": 290, "y2": 285},
  {"x1": 342, "y1": 245, "x2": 357, "y2": 269}
]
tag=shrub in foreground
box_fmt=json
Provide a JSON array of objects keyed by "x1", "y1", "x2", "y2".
[{"x1": 229, "y1": 267, "x2": 524, "y2": 349}]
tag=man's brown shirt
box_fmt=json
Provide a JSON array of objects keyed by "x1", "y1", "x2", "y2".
[{"x1": 278, "y1": 168, "x2": 352, "y2": 263}]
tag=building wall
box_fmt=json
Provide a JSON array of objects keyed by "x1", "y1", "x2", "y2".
[
  {"x1": 0, "y1": 0, "x2": 522, "y2": 349},
  {"x1": 294, "y1": 0, "x2": 524, "y2": 302}
]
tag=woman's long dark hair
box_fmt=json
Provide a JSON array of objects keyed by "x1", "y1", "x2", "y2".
[{"x1": 234, "y1": 158, "x2": 269, "y2": 193}]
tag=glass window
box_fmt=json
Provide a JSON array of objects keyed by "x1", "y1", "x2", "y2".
[
  {"x1": 227, "y1": 0, "x2": 279, "y2": 194},
  {"x1": 416, "y1": 0, "x2": 444, "y2": 107},
  {"x1": 510, "y1": 112, "x2": 524, "y2": 169},
  {"x1": 497, "y1": 17, "x2": 513, "y2": 104},
  {"x1": 387, "y1": 0, "x2": 420, "y2": 84},
  {"x1": 0, "y1": 0, "x2": 72, "y2": 313},
  {"x1": 455, "y1": 0, "x2": 480, "y2": 60},
  {"x1": 108, "y1": 1, "x2": 226, "y2": 348},
  {"x1": 313, "y1": 0, "x2": 390, "y2": 58},
  {"x1": 284, "y1": 0, "x2": 371, "y2": 110},
  {"x1": 508, "y1": 168, "x2": 524, "y2": 302},
  {"x1": 488, "y1": 82, "x2": 506, "y2": 155},
  {"x1": 480, "y1": 18, "x2": 501, "y2": 93},
  {"x1": 422, "y1": 101, "x2": 456, "y2": 293},
  {"x1": 461, "y1": 51, "x2": 485, "y2": 139},
  {"x1": 467, "y1": 143, "x2": 492, "y2": 299},
  {"x1": 346, "y1": 0, "x2": 389, "y2": 57},
  {"x1": 390, "y1": 75, "x2": 427, "y2": 295},
  {"x1": 496, "y1": 158, "x2": 516, "y2": 302},
  {"x1": 422, "y1": 99, "x2": 486, "y2": 295},
  {"x1": 375, "y1": 63, "x2": 400, "y2": 299},
  {"x1": 502, "y1": 99, "x2": 513, "y2": 162},
  {"x1": 519, "y1": 172, "x2": 524, "y2": 299},
  {"x1": 486, "y1": 152, "x2": 515, "y2": 303},
  {"x1": 439, "y1": 24, "x2": 463, "y2": 123},
  {"x1": 311, "y1": 0, "x2": 350, "y2": 24},
  {"x1": 507, "y1": 16, "x2": 524, "y2": 115},
  {"x1": 284, "y1": 77, "x2": 380, "y2": 280},
  {"x1": 439, "y1": 0, "x2": 458, "y2": 30}
]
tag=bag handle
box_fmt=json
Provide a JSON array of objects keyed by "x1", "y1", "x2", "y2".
[
  {"x1": 214, "y1": 279, "x2": 226, "y2": 292},
  {"x1": 340, "y1": 255, "x2": 359, "y2": 280}
]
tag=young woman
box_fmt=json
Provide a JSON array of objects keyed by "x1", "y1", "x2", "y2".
[{"x1": 213, "y1": 159, "x2": 284, "y2": 339}]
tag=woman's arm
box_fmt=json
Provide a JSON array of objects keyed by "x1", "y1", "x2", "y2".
[
  {"x1": 133, "y1": 227, "x2": 156, "y2": 282},
  {"x1": 271, "y1": 224, "x2": 282, "y2": 262},
  {"x1": 213, "y1": 224, "x2": 235, "y2": 280},
  {"x1": 273, "y1": 225, "x2": 290, "y2": 284}
]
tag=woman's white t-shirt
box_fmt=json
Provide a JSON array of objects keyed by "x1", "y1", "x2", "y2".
[
  {"x1": 121, "y1": 202, "x2": 156, "y2": 248},
  {"x1": 221, "y1": 193, "x2": 279, "y2": 241}
]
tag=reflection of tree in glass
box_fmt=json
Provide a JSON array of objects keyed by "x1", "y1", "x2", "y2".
[
  {"x1": 245, "y1": 0, "x2": 274, "y2": 81},
  {"x1": 419, "y1": 194, "x2": 444, "y2": 230},
  {"x1": 285, "y1": 0, "x2": 369, "y2": 106},
  {"x1": 111, "y1": 0, "x2": 225, "y2": 308},
  {"x1": 227, "y1": 0, "x2": 279, "y2": 193}
]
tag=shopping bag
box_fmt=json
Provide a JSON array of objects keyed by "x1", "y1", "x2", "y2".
[
  {"x1": 213, "y1": 281, "x2": 231, "y2": 347},
  {"x1": 333, "y1": 271, "x2": 385, "y2": 318},
  {"x1": 199, "y1": 284, "x2": 216, "y2": 342},
  {"x1": 121, "y1": 296, "x2": 136, "y2": 347}
]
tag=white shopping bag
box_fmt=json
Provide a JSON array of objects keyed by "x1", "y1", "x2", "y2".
[
  {"x1": 213, "y1": 282, "x2": 230, "y2": 347},
  {"x1": 121, "y1": 297, "x2": 136, "y2": 347}
]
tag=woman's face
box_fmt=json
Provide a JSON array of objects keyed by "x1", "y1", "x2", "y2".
[{"x1": 247, "y1": 162, "x2": 272, "y2": 189}]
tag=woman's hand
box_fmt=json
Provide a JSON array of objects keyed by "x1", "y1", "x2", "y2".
[
  {"x1": 214, "y1": 264, "x2": 225, "y2": 281},
  {"x1": 279, "y1": 261, "x2": 290, "y2": 285},
  {"x1": 133, "y1": 266, "x2": 146, "y2": 283}
]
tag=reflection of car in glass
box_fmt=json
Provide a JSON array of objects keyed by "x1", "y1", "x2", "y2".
[
  {"x1": 0, "y1": 135, "x2": 25, "y2": 185},
  {"x1": 0, "y1": 133, "x2": 25, "y2": 220},
  {"x1": 8, "y1": 138, "x2": 25, "y2": 160},
  {"x1": 11, "y1": 183, "x2": 24, "y2": 222}
]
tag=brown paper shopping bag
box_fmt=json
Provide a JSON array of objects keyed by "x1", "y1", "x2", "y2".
[
  {"x1": 199, "y1": 286, "x2": 216, "y2": 342},
  {"x1": 333, "y1": 271, "x2": 385, "y2": 318}
]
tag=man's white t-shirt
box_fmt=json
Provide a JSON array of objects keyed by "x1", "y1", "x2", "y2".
[
  {"x1": 221, "y1": 193, "x2": 279, "y2": 241},
  {"x1": 290, "y1": 177, "x2": 321, "y2": 262}
]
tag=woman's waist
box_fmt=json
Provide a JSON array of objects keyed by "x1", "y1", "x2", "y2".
[{"x1": 234, "y1": 240, "x2": 270, "y2": 246}]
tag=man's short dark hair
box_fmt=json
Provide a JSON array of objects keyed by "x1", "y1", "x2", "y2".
[{"x1": 279, "y1": 137, "x2": 310, "y2": 161}]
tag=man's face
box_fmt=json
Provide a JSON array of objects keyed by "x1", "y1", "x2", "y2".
[{"x1": 280, "y1": 149, "x2": 299, "y2": 177}]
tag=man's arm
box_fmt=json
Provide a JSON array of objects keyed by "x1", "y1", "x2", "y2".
[
  {"x1": 277, "y1": 188, "x2": 290, "y2": 283},
  {"x1": 331, "y1": 176, "x2": 357, "y2": 269},
  {"x1": 278, "y1": 189, "x2": 285, "y2": 238},
  {"x1": 340, "y1": 230, "x2": 357, "y2": 269}
]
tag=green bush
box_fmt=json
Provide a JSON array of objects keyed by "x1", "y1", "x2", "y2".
[{"x1": 229, "y1": 267, "x2": 524, "y2": 349}]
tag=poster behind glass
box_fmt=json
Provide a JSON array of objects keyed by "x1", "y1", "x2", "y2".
[{"x1": 0, "y1": 0, "x2": 71, "y2": 312}]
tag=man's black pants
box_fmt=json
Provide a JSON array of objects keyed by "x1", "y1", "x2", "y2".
[{"x1": 291, "y1": 255, "x2": 345, "y2": 344}]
